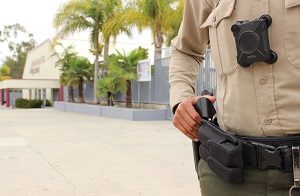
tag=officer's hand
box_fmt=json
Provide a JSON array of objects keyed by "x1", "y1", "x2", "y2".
[{"x1": 173, "y1": 96, "x2": 216, "y2": 141}]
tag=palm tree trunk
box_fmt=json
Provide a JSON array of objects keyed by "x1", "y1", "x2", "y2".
[
  {"x1": 107, "y1": 91, "x2": 113, "y2": 106},
  {"x1": 125, "y1": 80, "x2": 132, "y2": 108},
  {"x1": 68, "y1": 86, "x2": 72, "y2": 102},
  {"x1": 93, "y1": 29, "x2": 101, "y2": 104},
  {"x1": 93, "y1": 53, "x2": 99, "y2": 104},
  {"x1": 69, "y1": 86, "x2": 75, "y2": 102},
  {"x1": 78, "y1": 78, "x2": 84, "y2": 103},
  {"x1": 104, "y1": 39, "x2": 110, "y2": 64},
  {"x1": 154, "y1": 23, "x2": 164, "y2": 60}
]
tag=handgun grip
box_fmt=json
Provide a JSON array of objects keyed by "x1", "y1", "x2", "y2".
[{"x1": 194, "y1": 97, "x2": 216, "y2": 120}]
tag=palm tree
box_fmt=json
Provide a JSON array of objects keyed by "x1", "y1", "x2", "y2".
[
  {"x1": 100, "y1": 0, "x2": 132, "y2": 63},
  {"x1": 96, "y1": 56, "x2": 127, "y2": 106},
  {"x1": 55, "y1": 45, "x2": 77, "y2": 102},
  {"x1": 103, "y1": 0, "x2": 184, "y2": 59},
  {"x1": 55, "y1": 45, "x2": 93, "y2": 103},
  {"x1": 113, "y1": 47, "x2": 148, "y2": 108},
  {"x1": 60, "y1": 71, "x2": 77, "y2": 102},
  {"x1": 164, "y1": 0, "x2": 185, "y2": 46},
  {"x1": 53, "y1": 0, "x2": 129, "y2": 103},
  {"x1": 68, "y1": 56, "x2": 93, "y2": 103}
]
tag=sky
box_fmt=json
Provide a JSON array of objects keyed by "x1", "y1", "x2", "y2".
[{"x1": 0, "y1": 0, "x2": 153, "y2": 63}]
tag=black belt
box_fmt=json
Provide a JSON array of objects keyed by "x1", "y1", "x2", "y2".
[
  {"x1": 195, "y1": 119, "x2": 300, "y2": 183},
  {"x1": 238, "y1": 135, "x2": 300, "y2": 172}
]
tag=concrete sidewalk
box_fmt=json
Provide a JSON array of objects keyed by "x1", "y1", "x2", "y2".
[{"x1": 0, "y1": 109, "x2": 201, "y2": 196}]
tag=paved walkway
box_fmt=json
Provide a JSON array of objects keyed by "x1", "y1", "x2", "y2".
[{"x1": 0, "y1": 109, "x2": 201, "y2": 196}]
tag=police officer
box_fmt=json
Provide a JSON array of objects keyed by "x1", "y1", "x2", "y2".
[{"x1": 169, "y1": 0, "x2": 300, "y2": 195}]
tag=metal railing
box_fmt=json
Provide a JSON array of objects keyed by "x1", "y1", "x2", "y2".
[
  {"x1": 71, "y1": 48, "x2": 217, "y2": 105},
  {"x1": 196, "y1": 49, "x2": 217, "y2": 95}
]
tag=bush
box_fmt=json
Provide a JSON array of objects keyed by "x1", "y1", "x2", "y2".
[
  {"x1": 15, "y1": 98, "x2": 29, "y2": 108},
  {"x1": 28, "y1": 100, "x2": 43, "y2": 108},
  {"x1": 46, "y1": 100, "x2": 51, "y2": 107},
  {"x1": 15, "y1": 98, "x2": 51, "y2": 108}
]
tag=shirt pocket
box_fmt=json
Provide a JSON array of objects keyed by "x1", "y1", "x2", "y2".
[
  {"x1": 284, "y1": 0, "x2": 300, "y2": 68},
  {"x1": 200, "y1": 0, "x2": 237, "y2": 76}
]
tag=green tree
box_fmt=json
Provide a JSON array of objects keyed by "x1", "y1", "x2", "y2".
[
  {"x1": 56, "y1": 45, "x2": 93, "y2": 103},
  {"x1": 108, "y1": 47, "x2": 148, "y2": 108},
  {"x1": 103, "y1": 0, "x2": 184, "y2": 59},
  {"x1": 164, "y1": 0, "x2": 185, "y2": 45},
  {"x1": 55, "y1": 45, "x2": 77, "y2": 102},
  {"x1": 69, "y1": 56, "x2": 93, "y2": 103},
  {"x1": 53, "y1": 0, "x2": 130, "y2": 103},
  {"x1": 0, "y1": 64, "x2": 11, "y2": 81},
  {"x1": 0, "y1": 23, "x2": 36, "y2": 79},
  {"x1": 60, "y1": 71, "x2": 77, "y2": 102},
  {"x1": 100, "y1": 0, "x2": 131, "y2": 63},
  {"x1": 96, "y1": 63, "x2": 126, "y2": 106}
]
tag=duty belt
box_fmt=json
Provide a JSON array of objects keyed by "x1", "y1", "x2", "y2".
[
  {"x1": 239, "y1": 134, "x2": 300, "y2": 172},
  {"x1": 192, "y1": 96, "x2": 300, "y2": 184}
]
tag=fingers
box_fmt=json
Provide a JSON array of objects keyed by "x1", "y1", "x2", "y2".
[
  {"x1": 173, "y1": 111, "x2": 198, "y2": 140},
  {"x1": 173, "y1": 119, "x2": 198, "y2": 141},
  {"x1": 173, "y1": 95, "x2": 216, "y2": 141},
  {"x1": 185, "y1": 100, "x2": 201, "y2": 124},
  {"x1": 173, "y1": 97, "x2": 202, "y2": 141},
  {"x1": 177, "y1": 110, "x2": 198, "y2": 137}
]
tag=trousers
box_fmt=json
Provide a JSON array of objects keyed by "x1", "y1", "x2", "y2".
[{"x1": 197, "y1": 159, "x2": 300, "y2": 196}]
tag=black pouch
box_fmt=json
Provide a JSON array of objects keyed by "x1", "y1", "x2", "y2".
[
  {"x1": 207, "y1": 157, "x2": 244, "y2": 183},
  {"x1": 199, "y1": 120, "x2": 244, "y2": 183}
]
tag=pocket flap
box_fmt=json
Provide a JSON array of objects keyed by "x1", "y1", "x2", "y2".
[
  {"x1": 200, "y1": 0, "x2": 236, "y2": 28},
  {"x1": 285, "y1": 0, "x2": 300, "y2": 8}
]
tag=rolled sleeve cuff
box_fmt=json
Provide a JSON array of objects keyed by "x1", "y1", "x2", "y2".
[{"x1": 169, "y1": 82, "x2": 196, "y2": 113}]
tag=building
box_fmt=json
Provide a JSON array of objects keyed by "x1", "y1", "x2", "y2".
[{"x1": 0, "y1": 39, "x2": 64, "y2": 108}]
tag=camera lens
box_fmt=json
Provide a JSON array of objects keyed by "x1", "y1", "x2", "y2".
[{"x1": 239, "y1": 32, "x2": 260, "y2": 54}]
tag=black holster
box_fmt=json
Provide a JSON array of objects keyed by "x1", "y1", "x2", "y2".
[
  {"x1": 198, "y1": 120, "x2": 244, "y2": 183},
  {"x1": 192, "y1": 96, "x2": 244, "y2": 183},
  {"x1": 192, "y1": 96, "x2": 300, "y2": 185}
]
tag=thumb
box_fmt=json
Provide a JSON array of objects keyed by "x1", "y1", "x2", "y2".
[
  {"x1": 204, "y1": 95, "x2": 216, "y2": 103},
  {"x1": 192, "y1": 95, "x2": 216, "y2": 105}
]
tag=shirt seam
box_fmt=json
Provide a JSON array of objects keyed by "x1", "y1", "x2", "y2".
[
  {"x1": 204, "y1": 0, "x2": 214, "y2": 10},
  {"x1": 271, "y1": 71, "x2": 285, "y2": 136},
  {"x1": 253, "y1": 66, "x2": 266, "y2": 136}
]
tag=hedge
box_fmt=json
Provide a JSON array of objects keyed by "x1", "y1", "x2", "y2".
[{"x1": 15, "y1": 98, "x2": 51, "y2": 108}]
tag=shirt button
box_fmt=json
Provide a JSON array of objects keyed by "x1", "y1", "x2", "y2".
[
  {"x1": 264, "y1": 118, "x2": 272, "y2": 125},
  {"x1": 212, "y1": 15, "x2": 216, "y2": 22},
  {"x1": 259, "y1": 77, "x2": 268, "y2": 84}
]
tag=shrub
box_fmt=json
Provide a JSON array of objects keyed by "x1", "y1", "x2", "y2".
[
  {"x1": 28, "y1": 100, "x2": 43, "y2": 108},
  {"x1": 46, "y1": 100, "x2": 51, "y2": 107},
  {"x1": 15, "y1": 98, "x2": 51, "y2": 108},
  {"x1": 15, "y1": 98, "x2": 29, "y2": 108}
]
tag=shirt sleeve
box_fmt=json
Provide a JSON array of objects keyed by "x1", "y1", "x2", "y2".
[{"x1": 169, "y1": 0, "x2": 213, "y2": 112}]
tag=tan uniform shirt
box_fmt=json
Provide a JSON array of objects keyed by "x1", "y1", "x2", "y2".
[{"x1": 169, "y1": 0, "x2": 300, "y2": 136}]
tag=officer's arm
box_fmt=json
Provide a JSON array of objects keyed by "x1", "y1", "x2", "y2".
[{"x1": 169, "y1": 0, "x2": 214, "y2": 140}]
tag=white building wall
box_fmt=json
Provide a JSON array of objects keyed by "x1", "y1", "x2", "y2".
[
  {"x1": 23, "y1": 39, "x2": 60, "y2": 80},
  {"x1": 22, "y1": 89, "x2": 30, "y2": 99},
  {"x1": 21, "y1": 39, "x2": 60, "y2": 101}
]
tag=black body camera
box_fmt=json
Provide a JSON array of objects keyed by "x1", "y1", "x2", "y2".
[{"x1": 231, "y1": 15, "x2": 278, "y2": 68}]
